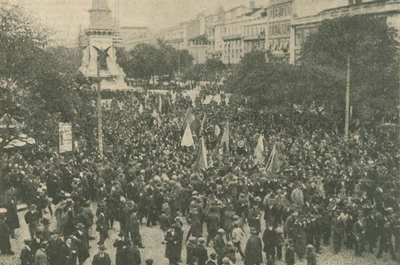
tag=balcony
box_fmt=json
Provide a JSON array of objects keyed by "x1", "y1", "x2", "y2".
[{"x1": 222, "y1": 34, "x2": 242, "y2": 41}]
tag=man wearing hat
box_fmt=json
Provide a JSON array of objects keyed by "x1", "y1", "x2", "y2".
[
  {"x1": 92, "y1": 245, "x2": 111, "y2": 265},
  {"x1": 126, "y1": 239, "x2": 142, "y2": 265},
  {"x1": 114, "y1": 232, "x2": 129, "y2": 265},
  {"x1": 24, "y1": 204, "x2": 40, "y2": 239},
  {"x1": 186, "y1": 236, "x2": 197, "y2": 265},
  {"x1": 213, "y1": 229, "x2": 227, "y2": 265},
  {"x1": 165, "y1": 226, "x2": 181, "y2": 265},
  {"x1": 20, "y1": 239, "x2": 34, "y2": 265},
  {"x1": 96, "y1": 208, "x2": 109, "y2": 246},
  {"x1": 249, "y1": 199, "x2": 261, "y2": 232},
  {"x1": 73, "y1": 223, "x2": 90, "y2": 265},
  {"x1": 47, "y1": 231, "x2": 63, "y2": 265},
  {"x1": 129, "y1": 210, "x2": 144, "y2": 248},
  {"x1": 194, "y1": 237, "x2": 208, "y2": 265},
  {"x1": 231, "y1": 222, "x2": 245, "y2": 260},
  {"x1": 244, "y1": 227, "x2": 262, "y2": 265},
  {"x1": 206, "y1": 207, "x2": 220, "y2": 247},
  {"x1": 0, "y1": 214, "x2": 14, "y2": 255},
  {"x1": 34, "y1": 241, "x2": 48, "y2": 265},
  {"x1": 36, "y1": 218, "x2": 51, "y2": 242}
]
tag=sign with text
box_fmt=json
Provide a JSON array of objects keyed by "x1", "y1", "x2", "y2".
[{"x1": 59, "y1": 122, "x2": 73, "y2": 153}]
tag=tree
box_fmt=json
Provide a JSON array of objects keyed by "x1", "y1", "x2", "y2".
[
  {"x1": 0, "y1": 3, "x2": 95, "y2": 148},
  {"x1": 300, "y1": 15, "x2": 399, "y2": 124}
]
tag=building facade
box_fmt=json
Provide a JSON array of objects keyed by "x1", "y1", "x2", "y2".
[
  {"x1": 265, "y1": 0, "x2": 293, "y2": 62},
  {"x1": 289, "y1": 0, "x2": 400, "y2": 64}
]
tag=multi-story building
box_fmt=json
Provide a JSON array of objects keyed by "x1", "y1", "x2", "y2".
[
  {"x1": 242, "y1": 8, "x2": 268, "y2": 54},
  {"x1": 290, "y1": 0, "x2": 400, "y2": 64},
  {"x1": 120, "y1": 27, "x2": 155, "y2": 50},
  {"x1": 217, "y1": 4, "x2": 268, "y2": 64},
  {"x1": 265, "y1": 0, "x2": 293, "y2": 62}
]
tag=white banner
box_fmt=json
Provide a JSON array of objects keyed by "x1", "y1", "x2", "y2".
[{"x1": 59, "y1": 123, "x2": 73, "y2": 153}]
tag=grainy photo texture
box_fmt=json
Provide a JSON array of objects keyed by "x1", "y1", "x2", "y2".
[{"x1": 1, "y1": 0, "x2": 400, "y2": 265}]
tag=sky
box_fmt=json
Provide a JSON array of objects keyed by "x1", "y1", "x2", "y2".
[{"x1": 10, "y1": 0, "x2": 269, "y2": 46}]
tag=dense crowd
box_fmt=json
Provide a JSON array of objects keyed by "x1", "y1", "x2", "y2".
[{"x1": 0, "y1": 85, "x2": 399, "y2": 265}]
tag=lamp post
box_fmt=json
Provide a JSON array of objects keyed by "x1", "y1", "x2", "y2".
[{"x1": 96, "y1": 53, "x2": 104, "y2": 156}]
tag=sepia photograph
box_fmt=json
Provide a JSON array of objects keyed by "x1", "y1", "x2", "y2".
[{"x1": 0, "y1": 0, "x2": 400, "y2": 264}]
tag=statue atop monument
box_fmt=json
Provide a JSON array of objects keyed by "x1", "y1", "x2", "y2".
[{"x1": 80, "y1": 0, "x2": 128, "y2": 90}]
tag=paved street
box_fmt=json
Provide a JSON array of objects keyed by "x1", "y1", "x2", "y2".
[{"x1": 1, "y1": 205, "x2": 398, "y2": 265}]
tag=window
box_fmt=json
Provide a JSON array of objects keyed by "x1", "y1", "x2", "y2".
[{"x1": 274, "y1": 8, "x2": 278, "y2": 18}]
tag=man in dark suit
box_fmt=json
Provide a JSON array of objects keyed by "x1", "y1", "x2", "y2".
[
  {"x1": 20, "y1": 239, "x2": 34, "y2": 265},
  {"x1": 24, "y1": 204, "x2": 40, "y2": 239},
  {"x1": 194, "y1": 237, "x2": 208, "y2": 265},
  {"x1": 47, "y1": 232, "x2": 64, "y2": 265},
  {"x1": 126, "y1": 239, "x2": 142, "y2": 265},
  {"x1": 34, "y1": 241, "x2": 48, "y2": 265},
  {"x1": 73, "y1": 223, "x2": 90, "y2": 265},
  {"x1": 92, "y1": 245, "x2": 112, "y2": 265},
  {"x1": 213, "y1": 229, "x2": 227, "y2": 265},
  {"x1": 352, "y1": 217, "x2": 365, "y2": 256},
  {"x1": 244, "y1": 227, "x2": 263, "y2": 265},
  {"x1": 263, "y1": 225, "x2": 278, "y2": 261}
]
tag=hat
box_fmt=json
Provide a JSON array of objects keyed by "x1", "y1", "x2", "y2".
[
  {"x1": 40, "y1": 241, "x2": 48, "y2": 248},
  {"x1": 217, "y1": 228, "x2": 225, "y2": 234},
  {"x1": 232, "y1": 215, "x2": 239, "y2": 220},
  {"x1": 210, "y1": 252, "x2": 217, "y2": 259},
  {"x1": 145, "y1": 259, "x2": 154, "y2": 265},
  {"x1": 50, "y1": 231, "x2": 59, "y2": 235},
  {"x1": 306, "y1": 244, "x2": 314, "y2": 249},
  {"x1": 24, "y1": 239, "x2": 32, "y2": 245},
  {"x1": 198, "y1": 237, "x2": 205, "y2": 244},
  {"x1": 250, "y1": 227, "x2": 257, "y2": 234},
  {"x1": 189, "y1": 236, "x2": 197, "y2": 242},
  {"x1": 29, "y1": 204, "x2": 37, "y2": 209},
  {"x1": 76, "y1": 223, "x2": 84, "y2": 230},
  {"x1": 254, "y1": 196, "x2": 261, "y2": 202},
  {"x1": 99, "y1": 245, "x2": 107, "y2": 251},
  {"x1": 222, "y1": 257, "x2": 230, "y2": 264},
  {"x1": 175, "y1": 216, "x2": 182, "y2": 222}
]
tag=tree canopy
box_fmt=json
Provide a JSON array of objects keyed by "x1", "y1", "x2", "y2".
[
  {"x1": 226, "y1": 15, "x2": 399, "y2": 131},
  {"x1": 117, "y1": 40, "x2": 193, "y2": 82},
  {"x1": 300, "y1": 15, "x2": 399, "y2": 123},
  {"x1": 0, "y1": 3, "x2": 95, "y2": 148}
]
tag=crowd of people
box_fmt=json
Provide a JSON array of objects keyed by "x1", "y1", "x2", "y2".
[{"x1": 0, "y1": 84, "x2": 399, "y2": 265}]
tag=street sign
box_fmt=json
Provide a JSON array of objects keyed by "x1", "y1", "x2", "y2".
[{"x1": 59, "y1": 122, "x2": 73, "y2": 153}]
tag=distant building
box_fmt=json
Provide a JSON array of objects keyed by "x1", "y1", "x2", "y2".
[
  {"x1": 265, "y1": 0, "x2": 293, "y2": 62},
  {"x1": 120, "y1": 27, "x2": 155, "y2": 50}
]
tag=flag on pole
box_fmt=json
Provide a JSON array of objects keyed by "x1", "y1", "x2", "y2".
[
  {"x1": 158, "y1": 95, "x2": 163, "y2": 114},
  {"x1": 200, "y1": 113, "x2": 206, "y2": 136},
  {"x1": 194, "y1": 137, "x2": 208, "y2": 170},
  {"x1": 254, "y1": 134, "x2": 265, "y2": 164},
  {"x1": 219, "y1": 121, "x2": 229, "y2": 156},
  {"x1": 266, "y1": 143, "x2": 281, "y2": 174},
  {"x1": 151, "y1": 109, "x2": 161, "y2": 127},
  {"x1": 181, "y1": 123, "x2": 195, "y2": 148},
  {"x1": 182, "y1": 107, "x2": 196, "y2": 130},
  {"x1": 138, "y1": 103, "x2": 144, "y2": 114}
]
